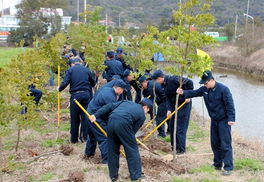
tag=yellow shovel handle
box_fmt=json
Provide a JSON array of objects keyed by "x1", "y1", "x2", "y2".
[{"x1": 142, "y1": 101, "x2": 186, "y2": 142}]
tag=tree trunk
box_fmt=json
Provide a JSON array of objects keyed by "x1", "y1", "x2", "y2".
[
  {"x1": 15, "y1": 125, "x2": 21, "y2": 152},
  {"x1": 0, "y1": 136, "x2": 3, "y2": 182}
]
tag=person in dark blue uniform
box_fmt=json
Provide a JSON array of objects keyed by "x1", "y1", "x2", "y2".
[
  {"x1": 139, "y1": 76, "x2": 167, "y2": 137},
  {"x1": 89, "y1": 98, "x2": 153, "y2": 182},
  {"x1": 85, "y1": 80, "x2": 127, "y2": 164},
  {"x1": 152, "y1": 70, "x2": 193, "y2": 154},
  {"x1": 177, "y1": 70, "x2": 235, "y2": 176},
  {"x1": 115, "y1": 47, "x2": 131, "y2": 70},
  {"x1": 58, "y1": 58, "x2": 96, "y2": 143},
  {"x1": 122, "y1": 69, "x2": 134, "y2": 101},
  {"x1": 28, "y1": 85, "x2": 43, "y2": 105},
  {"x1": 103, "y1": 51, "x2": 124, "y2": 82}
]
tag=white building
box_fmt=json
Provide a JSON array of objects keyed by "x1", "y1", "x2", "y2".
[{"x1": 0, "y1": 4, "x2": 72, "y2": 41}]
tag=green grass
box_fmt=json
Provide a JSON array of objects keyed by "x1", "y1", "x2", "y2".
[
  {"x1": 187, "y1": 121, "x2": 207, "y2": 142},
  {"x1": 36, "y1": 172, "x2": 55, "y2": 182},
  {"x1": 0, "y1": 47, "x2": 29, "y2": 67},
  {"x1": 41, "y1": 138, "x2": 66, "y2": 148},
  {"x1": 60, "y1": 122, "x2": 70, "y2": 131},
  {"x1": 171, "y1": 177, "x2": 191, "y2": 182},
  {"x1": 189, "y1": 164, "x2": 215, "y2": 174},
  {"x1": 162, "y1": 136, "x2": 171, "y2": 143},
  {"x1": 200, "y1": 178, "x2": 221, "y2": 182},
  {"x1": 61, "y1": 109, "x2": 70, "y2": 114},
  {"x1": 235, "y1": 158, "x2": 264, "y2": 172}
]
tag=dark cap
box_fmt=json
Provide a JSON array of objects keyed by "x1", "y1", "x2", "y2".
[
  {"x1": 113, "y1": 79, "x2": 127, "y2": 89},
  {"x1": 116, "y1": 47, "x2": 123, "y2": 54},
  {"x1": 106, "y1": 51, "x2": 115, "y2": 58},
  {"x1": 123, "y1": 69, "x2": 131, "y2": 78},
  {"x1": 138, "y1": 76, "x2": 147, "y2": 84},
  {"x1": 199, "y1": 70, "x2": 214, "y2": 84},
  {"x1": 141, "y1": 98, "x2": 153, "y2": 110},
  {"x1": 68, "y1": 58, "x2": 81, "y2": 65},
  {"x1": 152, "y1": 70, "x2": 164, "y2": 80}
]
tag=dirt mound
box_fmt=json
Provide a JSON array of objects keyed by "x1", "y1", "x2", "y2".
[
  {"x1": 68, "y1": 170, "x2": 84, "y2": 182},
  {"x1": 60, "y1": 144, "x2": 74, "y2": 156},
  {"x1": 146, "y1": 138, "x2": 171, "y2": 153},
  {"x1": 141, "y1": 156, "x2": 186, "y2": 177}
]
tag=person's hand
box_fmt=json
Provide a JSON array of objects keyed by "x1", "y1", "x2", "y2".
[
  {"x1": 94, "y1": 71, "x2": 100, "y2": 77},
  {"x1": 177, "y1": 88, "x2": 184, "y2": 95},
  {"x1": 89, "y1": 115, "x2": 96, "y2": 123},
  {"x1": 185, "y1": 98, "x2": 191, "y2": 103},
  {"x1": 167, "y1": 111, "x2": 172, "y2": 118},
  {"x1": 228, "y1": 121, "x2": 235, "y2": 126},
  {"x1": 57, "y1": 87, "x2": 60, "y2": 91}
]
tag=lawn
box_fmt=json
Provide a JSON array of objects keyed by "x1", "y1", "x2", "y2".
[{"x1": 0, "y1": 47, "x2": 28, "y2": 67}]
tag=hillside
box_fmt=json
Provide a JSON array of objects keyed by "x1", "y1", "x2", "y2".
[{"x1": 64, "y1": 0, "x2": 264, "y2": 27}]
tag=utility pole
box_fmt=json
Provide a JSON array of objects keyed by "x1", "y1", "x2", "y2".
[
  {"x1": 245, "y1": 0, "x2": 250, "y2": 30},
  {"x1": 84, "y1": 0, "x2": 86, "y2": 23},
  {"x1": 234, "y1": 15, "x2": 238, "y2": 39},
  {"x1": 179, "y1": 0, "x2": 182, "y2": 9},
  {"x1": 77, "y1": 0, "x2": 80, "y2": 24},
  {"x1": 105, "y1": 13, "x2": 108, "y2": 34},
  {"x1": 118, "y1": 13, "x2": 121, "y2": 27}
]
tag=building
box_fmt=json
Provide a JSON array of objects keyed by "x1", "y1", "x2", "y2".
[{"x1": 0, "y1": 4, "x2": 72, "y2": 41}]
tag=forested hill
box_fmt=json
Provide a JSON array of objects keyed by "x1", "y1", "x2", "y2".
[{"x1": 65, "y1": 0, "x2": 264, "y2": 26}]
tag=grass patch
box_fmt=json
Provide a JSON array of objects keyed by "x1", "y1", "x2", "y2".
[
  {"x1": 41, "y1": 138, "x2": 66, "y2": 148},
  {"x1": 171, "y1": 177, "x2": 191, "y2": 182},
  {"x1": 60, "y1": 122, "x2": 70, "y2": 131},
  {"x1": 0, "y1": 47, "x2": 29, "y2": 67},
  {"x1": 32, "y1": 120, "x2": 55, "y2": 135},
  {"x1": 61, "y1": 109, "x2": 70, "y2": 114},
  {"x1": 36, "y1": 172, "x2": 55, "y2": 182},
  {"x1": 162, "y1": 136, "x2": 171, "y2": 143},
  {"x1": 3, "y1": 138, "x2": 16, "y2": 150},
  {"x1": 186, "y1": 145, "x2": 196, "y2": 152},
  {"x1": 189, "y1": 164, "x2": 215, "y2": 174},
  {"x1": 187, "y1": 121, "x2": 207, "y2": 142},
  {"x1": 1, "y1": 155, "x2": 25, "y2": 173},
  {"x1": 200, "y1": 178, "x2": 221, "y2": 182},
  {"x1": 235, "y1": 158, "x2": 264, "y2": 172}
]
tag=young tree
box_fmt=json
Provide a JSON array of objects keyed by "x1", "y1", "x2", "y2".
[{"x1": 161, "y1": 0, "x2": 216, "y2": 160}]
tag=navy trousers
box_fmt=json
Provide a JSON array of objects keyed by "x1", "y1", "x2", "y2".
[
  {"x1": 70, "y1": 91, "x2": 90, "y2": 143},
  {"x1": 107, "y1": 117, "x2": 142, "y2": 180},
  {"x1": 211, "y1": 119, "x2": 233, "y2": 171},
  {"x1": 156, "y1": 102, "x2": 167, "y2": 137},
  {"x1": 29, "y1": 88, "x2": 43, "y2": 105},
  {"x1": 85, "y1": 118, "x2": 108, "y2": 164},
  {"x1": 169, "y1": 101, "x2": 192, "y2": 153}
]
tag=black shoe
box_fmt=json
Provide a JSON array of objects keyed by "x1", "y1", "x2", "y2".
[
  {"x1": 223, "y1": 170, "x2": 232, "y2": 176},
  {"x1": 176, "y1": 151, "x2": 185, "y2": 155},
  {"x1": 211, "y1": 164, "x2": 222, "y2": 170},
  {"x1": 83, "y1": 154, "x2": 94, "y2": 159},
  {"x1": 111, "y1": 176, "x2": 118, "y2": 182}
]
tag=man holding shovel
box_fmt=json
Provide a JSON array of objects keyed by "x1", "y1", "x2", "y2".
[
  {"x1": 177, "y1": 70, "x2": 235, "y2": 176},
  {"x1": 89, "y1": 98, "x2": 152, "y2": 182}
]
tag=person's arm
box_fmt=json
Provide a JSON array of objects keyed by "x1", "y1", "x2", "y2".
[
  {"x1": 93, "y1": 102, "x2": 120, "y2": 120},
  {"x1": 223, "y1": 87, "x2": 236, "y2": 125},
  {"x1": 155, "y1": 83, "x2": 166, "y2": 102},
  {"x1": 133, "y1": 114, "x2": 146, "y2": 133},
  {"x1": 59, "y1": 69, "x2": 71, "y2": 91},
  {"x1": 88, "y1": 70, "x2": 96, "y2": 87}
]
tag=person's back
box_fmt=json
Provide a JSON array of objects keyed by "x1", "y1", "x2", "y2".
[
  {"x1": 88, "y1": 87, "x2": 117, "y2": 114},
  {"x1": 104, "y1": 59, "x2": 124, "y2": 80},
  {"x1": 59, "y1": 64, "x2": 95, "y2": 94},
  {"x1": 109, "y1": 101, "x2": 145, "y2": 132}
]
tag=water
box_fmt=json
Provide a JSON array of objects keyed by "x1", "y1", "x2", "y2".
[{"x1": 191, "y1": 69, "x2": 264, "y2": 141}]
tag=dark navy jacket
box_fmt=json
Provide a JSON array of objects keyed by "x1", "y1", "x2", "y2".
[
  {"x1": 104, "y1": 59, "x2": 124, "y2": 81},
  {"x1": 59, "y1": 64, "x2": 96, "y2": 94},
  {"x1": 94, "y1": 101, "x2": 146, "y2": 133},
  {"x1": 122, "y1": 78, "x2": 132, "y2": 101},
  {"x1": 88, "y1": 87, "x2": 117, "y2": 116},
  {"x1": 142, "y1": 80, "x2": 166, "y2": 105},
  {"x1": 116, "y1": 56, "x2": 132, "y2": 70},
  {"x1": 163, "y1": 75, "x2": 194, "y2": 111},
  {"x1": 184, "y1": 82, "x2": 235, "y2": 122}
]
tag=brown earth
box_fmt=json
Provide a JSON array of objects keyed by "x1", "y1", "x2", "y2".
[{"x1": 1, "y1": 87, "x2": 264, "y2": 182}]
